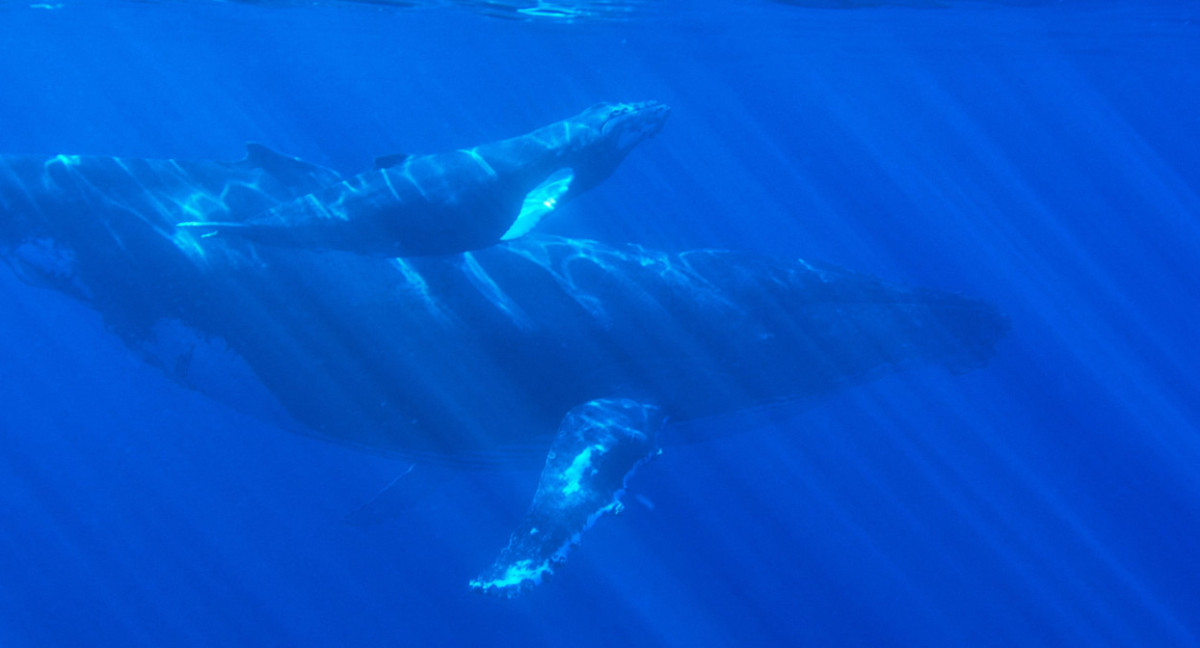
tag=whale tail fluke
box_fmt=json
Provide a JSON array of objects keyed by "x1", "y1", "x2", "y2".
[{"x1": 932, "y1": 297, "x2": 1012, "y2": 375}]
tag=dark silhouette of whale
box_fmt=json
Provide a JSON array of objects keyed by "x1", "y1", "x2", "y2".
[
  {"x1": 177, "y1": 101, "x2": 670, "y2": 256},
  {"x1": 0, "y1": 145, "x2": 1008, "y2": 597}
]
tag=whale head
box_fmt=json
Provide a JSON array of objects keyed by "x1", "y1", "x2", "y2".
[
  {"x1": 590, "y1": 100, "x2": 671, "y2": 154},
  {"x1": 555, "y1": 101, "x2": 669, "y2": 194}
]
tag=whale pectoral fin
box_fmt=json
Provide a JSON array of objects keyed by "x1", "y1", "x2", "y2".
[
  {"x1": 470, "y1": 398, "x2": 665, "y2": 597},
  {"x1": 373, "y1": 153, "x2": 412, "y2": 169},
  {"x1": 499, "y1": 167, "x2": 575, "y2": 241}
]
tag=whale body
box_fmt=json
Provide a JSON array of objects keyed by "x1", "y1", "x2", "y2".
[
  {"x1": 0, "y1": 146, "x2": 1008, "y2": 596},
  {"x1": 177, "y1": 101, "x2": 670, "y2": 256}
]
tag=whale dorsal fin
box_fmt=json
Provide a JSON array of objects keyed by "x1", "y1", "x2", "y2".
[
  {"x1": 240, "y1": 143, "x2": 333, "y2": 178},
  {"x1": 500, "y1": 167, "x2": 575, "y2": 241},
  {"x1": 242, "y1": 143, "x2": 312, "y2": 172},
  {"x1": 239, "y1": 143, "x2": 341, "y2": 190},
  {"x1": 374, "y1": 153, "x2": 412, "y2": 169}
]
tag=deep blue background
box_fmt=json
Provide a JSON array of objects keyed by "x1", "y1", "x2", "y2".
[{"x1": 2, "y1": 2, "x2": 1199, "y2": 645}]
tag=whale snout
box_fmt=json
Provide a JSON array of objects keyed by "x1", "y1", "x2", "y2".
[
  {"x1": 623, "y1": 99, "x2": 671, "y2": 128},
  {"x1": 598, "y1": 100, "x2": 671, "y2": 151},
  {"x1": 637, "y1": 100, "x2": 671, "y2": 135},
  {"x1": 936, "y1": 298, "x2": 1012, "y2": 375},
  {"x1": 635, "y1": 99, "x2": 671, "y2": 118}
]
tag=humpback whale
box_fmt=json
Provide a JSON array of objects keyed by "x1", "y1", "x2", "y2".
[
  {"x1": 177, "y1": 101, "x2": 670, "y2": 256},
  {"x1": 0, "y1": 146, "x2": 1008, "y2": 597}
]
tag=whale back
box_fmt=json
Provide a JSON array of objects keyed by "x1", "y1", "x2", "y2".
[{"x1": 0, "y1": 151, "x2": 1007, "y2": 466}]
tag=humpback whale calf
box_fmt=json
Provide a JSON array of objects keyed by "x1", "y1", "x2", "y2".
[
  {"x1": 0, "y1": 146, "x2": 1008, "y2": 597},
  {"x1": 178, "y1": 101, "x2": 670, "y2": 256}
]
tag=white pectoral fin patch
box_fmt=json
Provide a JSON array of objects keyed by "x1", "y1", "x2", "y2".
[
  {"x1": 469, "y1": 398, "x2": 665, "y2": 598},
  {"x1": 500, "y1": 167, "x2": 575, "y2": 241}
]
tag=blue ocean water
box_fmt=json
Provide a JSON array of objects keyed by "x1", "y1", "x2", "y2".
[{"x1": 1, "y1": 1, "x2": 1198, "y2": 646}]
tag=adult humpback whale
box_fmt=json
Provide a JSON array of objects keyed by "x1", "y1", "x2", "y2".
[
  {"x1": 0, "y1": 146, "x2": 1008, "y2": 597},
  {"x1": 178, "y1": 101, "x2": 670, "y2": 256}
]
